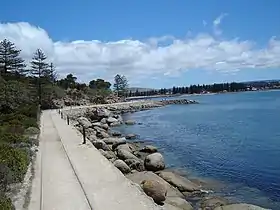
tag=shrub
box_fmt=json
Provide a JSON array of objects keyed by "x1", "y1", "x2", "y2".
[
  {"x1": 0, "y1": 144, "x2": 29, "y2": 183},
  {"x1": 0, "y1": 195, "x2": 14, "y2": 210}
]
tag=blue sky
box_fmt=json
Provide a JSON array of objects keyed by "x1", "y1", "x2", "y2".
[{"x1": 1, "y1": 0, "x2": 280, "y2": 88}]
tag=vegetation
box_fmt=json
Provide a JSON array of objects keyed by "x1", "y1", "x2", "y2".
[{"x1": 113, "y1": 74, "x2": 128, "y2": 97}]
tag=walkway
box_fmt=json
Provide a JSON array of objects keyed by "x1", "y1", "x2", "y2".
[{"x1": 28, "y1": 110, "x2": 160, "y2": 210}]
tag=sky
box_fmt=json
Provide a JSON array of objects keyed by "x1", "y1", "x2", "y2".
[{"x1": 0, "y1": 0, "x2": 280, "y2": 88}]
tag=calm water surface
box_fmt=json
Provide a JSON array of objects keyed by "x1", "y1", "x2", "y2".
[{"x1": 117, "y1": 91, "x2": 280, "y2": 209}]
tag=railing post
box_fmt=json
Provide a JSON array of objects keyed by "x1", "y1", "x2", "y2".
[
  {"x1": 67, "y1": 115, "x2": 70, "y2": 125},
  {"x1": 82, "y1": 126, "x2": 86, "y2": 144},
  {"x1": 61, "y1": 112, "x2": 63, "y2": 119}
]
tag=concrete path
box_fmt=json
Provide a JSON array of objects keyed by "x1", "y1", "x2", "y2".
[{"x1": 28, "y1": 110, "x2": 161, "y2": 210}]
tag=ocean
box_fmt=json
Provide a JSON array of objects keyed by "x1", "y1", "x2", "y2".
[{"x1": 117, "y1": 90, "x2": 280, "y2": 209}]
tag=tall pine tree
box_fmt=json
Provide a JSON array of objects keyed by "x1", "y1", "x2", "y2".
[
  {"x1": 0, "y1": 39, "x2": 26, "y2": 76},
  {"x1": 30, "y1": 49, "x2": 49, "y2": 104}
]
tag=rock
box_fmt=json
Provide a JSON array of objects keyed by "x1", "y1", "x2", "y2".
[
  {"x1": 96, "y1": 131, "x2": 110, "y2": 139},
  {"x1": 93, "y1": 126, "x2": 106, "y2": 133},
  {"x1": 140, "y1": 145, "x2": 158, "y2": 153},
  {"x1": 111, "y1": 131, "x2": 122, "y2": 137},
  {"x1": 92, "y1": 122, "x2": 102, "y2": 127},
  {"x1": 86, "y1": 128, "x2": 96, "y2": 136},
  {"x1": 112, "y1": 141, "x2": 127, "y2": 151},
  {"x1": 200, "y1": 197, "x2": 229, "y2": 210},
  {"x1": 110, "y1": 121, "x2": 121, "y2": 127},
  {"x1": 125, "y1": 120, "x2": 136, "y2": 125},
  {"x1": 100, "y1": 118, "x2": 107, "y2": 124},
  {"x1": 182, "y1": 191, "x2": 206, "y2": 203},
  {"x1": 124, "y1": 159, "x2": 145, "y2": 172},
  {"x1": 25, "y1": 127, "x2": 40, "y2": 135},
  {"x1": 92, "y1": 140, "x2": 110, "y2": 151},
  {"x1": 107, "y1": 116, "x2": 119, "y2": 124},
  {"x1": 114, "y1": 143, "x2": 132, "y2": 152},
  {"x1": 117, "y1": 149, "x2": 139, "y2": 160},
  {"x1": 77, "y1": 117, "x2": 92, "y2": 128},
  {"x1": 165, "y1": 197, "x2": 193, "y2": 210},
  {"x1": 93, "y1": 122, "x2": 109, "y2": 130},
  {"x1": 99, "y1": 149, "x2": 117, "y2": 160},
  {"x1": 126, "y1": 171, "x2": 184, "y2": 198},
  {"x1": 214, "y1": 204, "x2": 268, "y2": 210},
  {"x1": 141, "y1": 180, "x2": 167, "y2": 204},
  {"x1": 103, "y1": 137, "x2": 126, "y2": 145},
  {"x1": 157, "y1": 171, "x2": 199, "y2": 192},
  {"x1": 113, "y1": 159, "x2": 131, "y2": 174},
  {"x1": 96, "y1": 108, "x2": 111, "y2": 118},
  {"x1": 125, "y1": 133, "x2": 137, "y2": 140},
  {"x1": 144, "y1": 153, "x2": 165, "y2": 171}
]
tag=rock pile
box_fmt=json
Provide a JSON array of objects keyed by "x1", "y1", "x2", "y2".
[{"x1": 67, "y1": 104, "x2": 268, "y2": 210}]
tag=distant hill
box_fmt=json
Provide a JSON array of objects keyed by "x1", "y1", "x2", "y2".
[{"x1": 127, "y1": 87, "x2": 155, "y2": 93}]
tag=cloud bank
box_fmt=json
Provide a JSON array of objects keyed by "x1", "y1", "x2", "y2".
[{"x1": 0, "y1": 16, "x2": 279, "y2": 85}]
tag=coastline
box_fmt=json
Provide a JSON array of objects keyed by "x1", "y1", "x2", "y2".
[{"x1": 63, "y1": 99, "x2": 269, "y2": 210}]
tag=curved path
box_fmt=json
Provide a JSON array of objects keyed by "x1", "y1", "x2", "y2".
[{"x1": 28, "y1": 110, "x2": 161, "y2": 210}]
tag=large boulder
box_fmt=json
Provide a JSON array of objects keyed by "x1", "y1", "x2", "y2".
[
  {"x1": 113, "y1": 159, "x2": 131, "y2": 174},
  {"x1": 165, "y1": 197, "x2": 193, "y2": 210},
  {"x1": 125, "y1": 120, "x2": 136, "y2": 125},
  {"x1": 77, "y1": 117, "x2": 92, "y2": 128},
  {"x1": 111, "y1": 130, "x2": 122, "y2": 137},
  {"x1": 114, "y1": 143, "x2": 131, "y2": 152},
  {"x1": 144, "y1": 152, "x2": 165, "y2": 171},
  {"x1": 200, "y1": 197, "x2": 229, "y2": 210},
  {"x1": 99, "y1": 149, "x2": 117, "y2": 160},
  {"x1": 157, "y1": 171, "x2": 199, "y2": 192},
  {"x1": 125, "y1": 159, "x2": 145, "y2": 172},
  {"x1": 96, "y1": 131, "x2": 110, "y2": 139},
  {"x1": 125, "y1": 133, "x2": 137, "y2": 140},
  {"x1": 100, "y1": 118, "x2": 107, "y2": 124},
  {"x1": 107, "y1": 117, "x2": 119, "y2": 124},
  {"x1": 103, "y1": 137, "x2": 126, "y2": 145},
  {"x1": 117, "y1": 149, "x2": 139, "y2": 160},
  {"x1": 92, "y1": 140, "x2": 110, "y2": 151},
  {"x1": 140, "y1": 145, "x2": 158, "y2": 153},
  {"x1": 96, "y1": 108, "x2": 111, "y2": 118},
  {"x1": 126, "y1": 171, "x2": 184, "y2": 198},
  {"x1": 110, "y1": 121, "x2": 121, "y2": 127},
  {"x1": 92, "y1": 122, "x2": 109, "y2": 130},
  {"x1": 141, "y1": 180, "x2": 167, "y2": 204},
  {"x1": 214, "y1": 204, "x2": 268, "y2": 210}
]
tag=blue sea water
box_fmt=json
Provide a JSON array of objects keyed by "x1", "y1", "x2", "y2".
[{"x1": 117, "y1": 90, "x2": 280, "y2": 209}]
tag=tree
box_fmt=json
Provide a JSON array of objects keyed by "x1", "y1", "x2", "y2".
[
  {"x1": 45, "y1": 62, "x2": 57, "y2": 84},
  {"x1": 113, "y1": 74, "x2": 128, "y2": 97},
  {"x1": 89, "y1": 79, "x2": 111, "y2": 90},
  {"x1": 0, "y1": 39, "x2": 26, "y2": 76},
  {"x1": 30, "y1": 49, "x2": 49, "y2": 104}
]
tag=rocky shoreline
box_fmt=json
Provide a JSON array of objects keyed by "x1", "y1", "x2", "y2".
[{"x1": 63, "y1": 100, "x2": 268, "y2": 210}]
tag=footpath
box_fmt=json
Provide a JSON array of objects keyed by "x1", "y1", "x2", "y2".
[{"x1": 28, "y1": 110, "x2": 160, "y2": 210}]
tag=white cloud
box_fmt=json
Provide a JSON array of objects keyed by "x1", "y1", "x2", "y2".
[
  {"x1": 213, "y1": 13, "x2": 228, "y2": 36},
  {"x1": 0, "y1": 21, "x2": 280, "y2": 86}
]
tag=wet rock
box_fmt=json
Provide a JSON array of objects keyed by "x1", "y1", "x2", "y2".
[
  {"x1": 93, "y1": 126, "x2": 106, "y2": 133},
  {"x1": 117, "y1": 149, "x2": 139, "y2": 160},
  {"x1": 214, "y1": 204, "x2": 268, "y2": 210},
  {"x1": 140, "y1": 145, "x2": 158, "y2": 153},
  {"x1": 110, "y1": 121, "x2": 121, "y2": 127},
  {"x1": 144, "y1": 152, "x2": 165, "y2": 171},
  {"x1": 111, "y1": 131, "x2": 122, "y2": 137},
  {"x1": 92, "y1": 140, "x2": 110, "y2": 151},
  {"x1": 103, "y1": 137, "x2": 126, "y2": 145},
  {"x1": 107, "y1": 116, "x2": 119, "y2": 124},
  {"x1": 165, "y1": 197, "x2": 193, "y2": 210},
  {"x1": 125, "y1": 120, "x2": 136, "y2": 125},
  {"x1": 141, "y1": 180, "x2": 167, "y2": 204},
  {"x1": 124, "y1": 159, "x2": 145, "y2": 172},
  {"x1": 114, "y1": 159, "x2": 131, "y2": 174},
  {"x1": 125, "y1": 133, "x2": 137, "y2": 140},
  {"x1": 126, "y1": 171, "x2": 184, "y2": 198},
  {"x1": 77, "y1": 117, "x2": 92, "y2": 128},
  {"x1": 99, "y1": 149, "x2": 117, "y2": 160},
  {"x1": 157, "y1": 171, "x2": 199, "y2": 192},
  {"x1": 200, "y1": 196, "x2": 229, "y2": 210}
]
